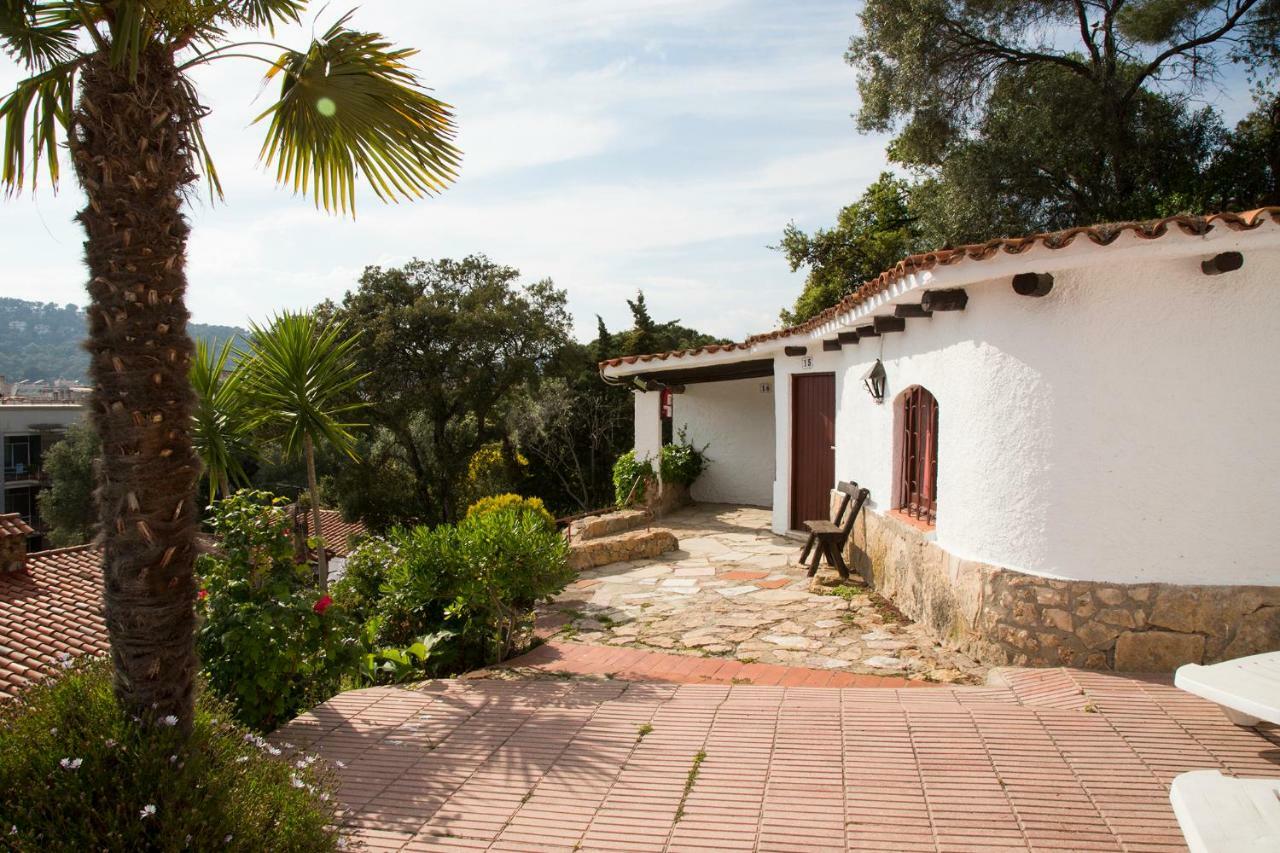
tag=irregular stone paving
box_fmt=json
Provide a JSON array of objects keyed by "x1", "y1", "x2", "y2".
[
  {"x1": 277, "y1": 670, "x2": 1280, "y2": 852},
  {"x1": 543, "y1": 504, "x2": 986, "y2": 684}
]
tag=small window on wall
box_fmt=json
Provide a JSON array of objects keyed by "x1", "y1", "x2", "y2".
[{"x1": 898, "y1": 386, "x2": 939, "y2": 525}]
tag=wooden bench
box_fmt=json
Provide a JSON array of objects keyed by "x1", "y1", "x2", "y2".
[{"x1": 798, "y1": 481, "x2": 869, "y2": 581}]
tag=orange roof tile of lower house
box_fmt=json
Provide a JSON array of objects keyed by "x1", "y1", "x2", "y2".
[
  {"x1": 0, "y1": 546, "x2": 108, "y2": 701},
  {"x1": 315, "y1": 509, "x2": 368, "y2": 558},
  {"x1": 598, "y1": 207, "x2": 1280, "y2": 370}
]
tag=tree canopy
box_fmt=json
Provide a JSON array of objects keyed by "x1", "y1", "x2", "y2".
[
  {"x1": 331, "y1": 256, "x2": 571, "y2": 524},
  {"x1": 848, "y1": 0, "x2": 1280, "y2": 243},
  {"x1": 779, "y1": 173, "x2": 920, "y2": 324}
]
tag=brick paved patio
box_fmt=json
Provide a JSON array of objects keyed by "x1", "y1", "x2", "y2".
[{"x1": 277, "y1": 669, "x2": 1280, "y2": 852}]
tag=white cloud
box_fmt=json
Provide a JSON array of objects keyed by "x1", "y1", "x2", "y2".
[{"x1": 0, "y1": 0, "x2": 879, "y2": 343}]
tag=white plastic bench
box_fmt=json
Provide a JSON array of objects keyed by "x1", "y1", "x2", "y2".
[
  {"x1": 1170, "y1": 770, "x2": 1280, "y2": 853},
  {"x1": 1174, "y1": 651, "x2": 1280, "y2": 727}
]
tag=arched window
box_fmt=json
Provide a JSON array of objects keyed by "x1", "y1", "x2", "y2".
[{"x1": 898, "y1": 386, "x2": 939, "y2": 524}]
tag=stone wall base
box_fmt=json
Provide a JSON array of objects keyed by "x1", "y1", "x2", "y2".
[{"x1": 841, "y1": 500, "x2": 1280, "y2": 672}]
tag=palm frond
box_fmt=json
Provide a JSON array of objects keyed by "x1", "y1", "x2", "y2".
[
  {"x1": 191, "y1": 337, "x2": 255, "y2": 498},
  {"x1": 239, "y1": 311, "x2": 369, "y2": 461},
  {"x1": 0, "y1": 0, "x2": 82, "y2": 69},
  {"x1": 0, "y1": 55, "x2": 79, "y2": 191},
  {"x1": 222, "y1": 0, "x2": 303, "y2": 32},
  {"x1": 254, "y1": 14, "x2": 461, "y2": 215}
]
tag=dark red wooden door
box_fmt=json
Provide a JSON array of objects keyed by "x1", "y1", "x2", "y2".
[{"x1": 791, "y1": 373, "x2": 836, "y2": 529}]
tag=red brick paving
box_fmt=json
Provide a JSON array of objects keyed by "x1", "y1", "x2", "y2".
[
  {"x1": 502, "y1": 641, "x2": 928, "y2": 688},
  {"x1": 717, "y1": 570, "x2": 769, "y2": 581},
  {"x1": 277, "y1": 669, "x2": 1280, "y2": 852},
  {"x1": 750, "y1": 578, "x2": 791, "y2": 590}
]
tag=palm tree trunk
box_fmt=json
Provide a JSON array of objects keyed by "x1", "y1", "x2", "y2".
[
  {"x1": 305, "y1": 434, "x2": 329, "y2": 589},
  {"x1": 71, "y1": 48, "x2": 202, "y2": 728},
  {"x1": 219, "y1": 473, "x2": 231, "y2": 501}
]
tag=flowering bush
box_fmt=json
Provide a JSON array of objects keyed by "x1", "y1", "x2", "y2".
[
  {"x1": 0, "y1": 659, "x2": 338, "y2": 850},
  {"x1": 465, "y1": 493, "x2": 555, "y2": 531},
  {"x1": 196, "y1": 491, "x2": 361, "y2": 731}
]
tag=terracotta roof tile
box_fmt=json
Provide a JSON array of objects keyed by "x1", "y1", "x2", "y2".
[
  {"x1": 312, "y1": 509, "x2": 368, "y2": 558},
  {"x1": 0, "y1": 546, "x2": 107, "y2": 701},
  {"x1": 598, "y1": 208, "x2": 1280, "y2": 369},
  {"x1": 0, "y1": 513, "x2": 35, "y2": 538}
]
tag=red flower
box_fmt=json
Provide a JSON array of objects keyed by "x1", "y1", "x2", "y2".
[
  {"x1": 197, "y1": 589, "x2": 208, "y2": 601},
  {"x1": 313, "y1": 595, "x2": 333, "y2": 615}
]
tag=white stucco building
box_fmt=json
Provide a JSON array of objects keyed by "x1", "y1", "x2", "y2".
[{"x1": 601, "y1": 209, "x2": 1280, "y2": 672}]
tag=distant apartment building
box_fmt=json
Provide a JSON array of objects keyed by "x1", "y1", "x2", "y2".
[{"x1": 0, "y1": 383, "x2": 86, "y2": 549}]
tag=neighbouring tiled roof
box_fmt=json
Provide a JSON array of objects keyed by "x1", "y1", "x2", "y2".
[
  {"x1": 313, "y1": 509, "x2": 368, "y2": 558},
  {"x1": 599, "y1": 208, "x2": 1280, "y2": 370},
  {"x1": 0, "y1": 546, "x2": 108, "y2": 701},
  {"x1": 0, "y1": 513, "x2": 35, "y2": 538}
]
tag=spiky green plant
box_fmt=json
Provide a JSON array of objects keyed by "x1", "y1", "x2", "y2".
[
  {"x1": 190, "y1": 338, "x2": 252, "y2": 503},
  {"x1": 0, "y1": 0, "x2": 459, "y2": 728},
  {"x1": 240, "y1": 311, "x2": 367, "y2": 589}
]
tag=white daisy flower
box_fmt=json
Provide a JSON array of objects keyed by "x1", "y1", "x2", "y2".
[
  {"x1": 160, "y1": 715, "x2": 179, "y2": 727},
  {"x1": 139, "y1": 804, "x2": 156, "y2": 819},
  {"x1": 290, "y1": 775, "x2": 305, "y2": 789},
  {"x1": 59, "y1": 757, "x2": 83, "y2": 770}
]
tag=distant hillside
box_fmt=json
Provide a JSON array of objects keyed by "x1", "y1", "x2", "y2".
[{"x1": 0, "y1": 297, "x2": 246, "y2": 382}]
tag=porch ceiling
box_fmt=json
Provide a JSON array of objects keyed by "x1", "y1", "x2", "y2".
[{"x1": 627, "y1": 357, "x2": 773, "y2": 386}]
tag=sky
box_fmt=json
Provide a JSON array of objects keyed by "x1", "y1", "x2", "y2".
[{"x1": 0, "y1": 1, "x2": 1259, "y2": 342}]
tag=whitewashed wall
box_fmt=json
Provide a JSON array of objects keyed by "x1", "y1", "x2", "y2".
[
  {"x1": 633, "y1": 391, "x2": 662, "y2": 465},
  {"x1": 673, "y1": 377, "x2": 775, "y2": 506},
  {"x1": 831, "y1": 246, "x2": 1280, "y2": 586}
]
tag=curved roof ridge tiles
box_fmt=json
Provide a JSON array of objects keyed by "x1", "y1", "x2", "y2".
[{"x1": 598, "y1": 207, "x2": 1280, "y2": 369}]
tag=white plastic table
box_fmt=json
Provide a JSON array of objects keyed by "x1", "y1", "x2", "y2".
[
  {"x1": 1170, "y1": 770, "x2": 1280, "y2": 853},
  {"x1": 1175, "y1": 651, "x2": 1280, "y2": 727}
]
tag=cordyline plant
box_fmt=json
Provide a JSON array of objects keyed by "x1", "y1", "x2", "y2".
[
  {"x1": 0, "y1": 0, "x2": 460, "y2": 730},
  {"x1": 240, "y1": 310, "x2": 367, "y2": 589}
]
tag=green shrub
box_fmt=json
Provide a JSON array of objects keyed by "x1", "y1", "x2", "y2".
[
  {"x1": 378, "y1": 508, "x2": 573, "y2": 668},
  {"x1": 612, "y1": 449, "x2": 654, "y2": 505},
  {"x1": 659, "y1": 430, "x2": 709, "y2": 486},
  {"x1": 330, "y1": 536, "x2": 398, "y2": 624},
  {"x1": 196, "y1": 491, "x2": 362, "y2": 732},
  {"x1": 465, "y1": 493, "x2": 555, "y2": 530},
  {"x1": 0, "y1": 659, "x2": 338, "y2": 851}
]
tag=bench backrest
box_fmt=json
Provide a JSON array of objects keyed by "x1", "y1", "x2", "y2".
[{"x1": 832, "y1": 481, "x2": 870, "y2": 543}]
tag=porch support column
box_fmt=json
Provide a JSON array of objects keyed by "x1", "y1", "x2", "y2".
[{"x1": 634, "y1": 390, "x2": 663, "y2": 465}]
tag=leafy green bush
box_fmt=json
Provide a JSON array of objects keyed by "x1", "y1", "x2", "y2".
[
  {"x1": 465, "y1": 493, "x2": 555, "y2": 530},
  {"x1": 330, "y1": 536, "x2": 397, "y2": 625},
  {"x1": 659, "y1": 430, "x2": 709, "y2": 487},
  {"x1": 378, "y1": 508, "x2": 573, "y2": 668},
  {"x1": 612, "y1": 449, "x2": 654, "y2": 505},
  {"x1": 0, "y1": 659, "x2": 338, "y2": 851},
  {"x1": 196, "y1": 491, "x2": 361, "y2": 732}
]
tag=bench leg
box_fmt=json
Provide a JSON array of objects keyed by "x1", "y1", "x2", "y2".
[
  {"x1": 829, "y1": 542, "x2": 850, "y2": 581},
  {"x1": 807, "y1": 539, "x2": 824, "y2": 577},
  {"x1": 799, "y1": 532, "x2": 815, "y2": 564}
]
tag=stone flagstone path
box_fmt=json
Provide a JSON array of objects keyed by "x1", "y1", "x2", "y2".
[{"x1": 540, "y1": 504, "x2": 986, "y2": 684}]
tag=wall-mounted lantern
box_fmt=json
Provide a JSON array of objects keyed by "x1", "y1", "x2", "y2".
[{"x1": 862, "y1": 359, "x2": 886, "y2": 404}]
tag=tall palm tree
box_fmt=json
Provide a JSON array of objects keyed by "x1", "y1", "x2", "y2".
[
  {"x1": 190, "y1": 337, "x2": 252, "y2": 503},
  {"x1": 241, "y1": 311, "x2": 366, "y2": 590},
  {"x1": 0, "y1": 1, "x2": 459, "y2": 727}
]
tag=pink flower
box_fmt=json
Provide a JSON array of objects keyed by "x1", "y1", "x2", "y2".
[
  {"x1": 197, "y1": 589, "x2": 208, "y2": 601},
  {"x1": 313, "y1": 595, "x2": 333, "y2": 615}
]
